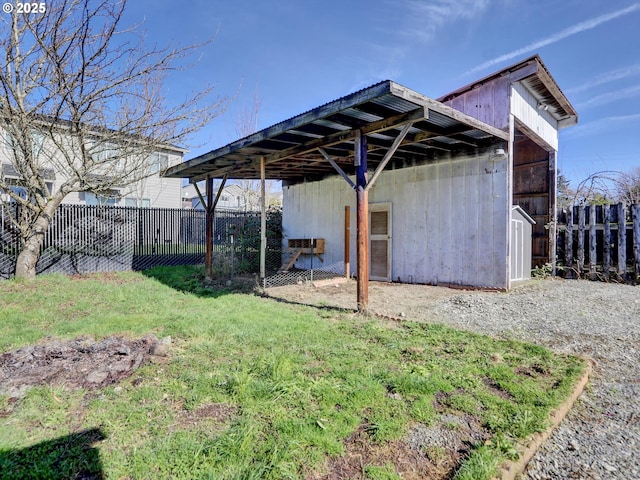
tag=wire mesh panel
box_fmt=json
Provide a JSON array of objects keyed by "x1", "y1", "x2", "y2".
[
  {"x1": 0, "y1": 204, "x2": 283, "y2": 279},
  {"x1": 263, "y1": 261, "x2": 346, "y2": 288},
  {"x1": 0, "y1": 203, "x2": 19, "y2": 279}
]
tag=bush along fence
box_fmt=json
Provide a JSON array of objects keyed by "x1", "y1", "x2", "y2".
[
  {"x1": 0, "y1": 204, "x2": 282, "y2": 280},
  {"x1": 556, "y1": 203, "x2": 640, "y2": 282}
]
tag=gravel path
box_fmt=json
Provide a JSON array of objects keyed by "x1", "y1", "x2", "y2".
[{"x1": 267, "y1": 278, "x2": 640, "y2": 479}]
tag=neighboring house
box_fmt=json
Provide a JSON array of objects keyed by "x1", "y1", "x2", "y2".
[
  {"x1": 164, "y1": 55, "x2": 577, "y2": 290},
  {"x1": 1, "y1": 127, "x2": 185, "y2": 209},
  {"x1": 182, "y1": 182, "x2": 282, "y2": 210}
]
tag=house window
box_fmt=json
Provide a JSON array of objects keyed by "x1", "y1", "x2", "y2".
[
  {"x1": 90, "y1": 142, "x2": 119, "y2": 162},
  {"x1": 149, "y1": 153, "x2": 169, "y2": 174},
  {"x1": 221, "y1": 195, "x2": 229, "y2": 202},
  {"x1": 4, "y1": 129, "x2": 46, "y2": 159},
  {"x1": 1, "y1": 175, "x2": 54, "y2": 200},
  {"x1": 84, "y1": 192, "x2": 120, "y2": 206},
  {"x1": 125, "y1": 197, "x2": 150, "y2": 208}
]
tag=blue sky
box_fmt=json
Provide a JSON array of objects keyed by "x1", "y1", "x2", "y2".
[{"x1": 124, "y1": 0, "x2": 640, "y2": 187}]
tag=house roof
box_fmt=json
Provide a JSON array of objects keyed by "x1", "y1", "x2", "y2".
[
  {"x1": 438, "y1": 55, "x2": 577, "y2": 128},
  {"x1": 163, "y1": 80, "x2": 508, "y2": 183},
  {"x1": 182, "y1": 182, "x2": 244, "y2": 200}
]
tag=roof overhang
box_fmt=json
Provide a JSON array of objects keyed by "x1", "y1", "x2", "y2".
[
  {"x1": 439, "y1": 55, "x2": 578, "y2": 129},
  {"x1": 163, "y1": 80, "x2": 508, "y2": 183}
]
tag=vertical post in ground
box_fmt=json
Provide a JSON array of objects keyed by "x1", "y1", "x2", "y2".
[
  {"x1": 205, "y1": 176, "x2": 214, "y2": 280},
  {"x1": 260, "y1": 156, "x2": 267, "y2": 281},
  {"x1": 344, "y1": 205, "x2": 350, "y2": 279},
  {"x1": 355, "y1": 130, "x2": 369, "y2": 312}
]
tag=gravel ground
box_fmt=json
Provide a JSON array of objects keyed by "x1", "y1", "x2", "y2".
[{"x1": 266, "y1": 278, "x2": 640, "y2": 479}]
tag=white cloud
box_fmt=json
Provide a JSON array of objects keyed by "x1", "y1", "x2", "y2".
[
  {"x1": 396, "y1": 0, "x2": 492, "y2": 43},
  {"x1": 576, "y1": 84, "x2": 640, "y2": 109},
  {"x1": 565, "y1": 64, "x2": 640, "y2": 94},
  {"x1": 465, "y1": 3, "x2": 640, "y2": 76},
  {"x1": 564, "y1": 113, "x2": 640, "y2": 138}
]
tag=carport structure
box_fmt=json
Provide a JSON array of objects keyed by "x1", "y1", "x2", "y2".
[{"x1": 163, "y1": 80, "x2": 507, "y2": 312}]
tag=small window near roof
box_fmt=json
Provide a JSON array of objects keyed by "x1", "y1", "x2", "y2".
[{"x1": 149, "y1": 153, "x2": 169, "y2": 174}]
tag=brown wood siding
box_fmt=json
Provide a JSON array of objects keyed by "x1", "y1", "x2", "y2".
[
  {"x1": 370, "y1": 239, "x2": 388, "y2": 278},
  {"x1": 513, "y1": 135, "x2": 550, "y2": 266},
  {"x1": 443, "y1": 75, "x2": 511, "y2": 132}
]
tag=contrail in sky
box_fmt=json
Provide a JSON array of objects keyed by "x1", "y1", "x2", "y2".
[
  {"x1": 465, "y1": 3, "x2": 640, "y2": 76},
  {"x1": 576, "y1": 84, "x2": 640, "y2": 109},
  {"x1": 565, "y1": 64, "x2": 640, "y2": 94}
]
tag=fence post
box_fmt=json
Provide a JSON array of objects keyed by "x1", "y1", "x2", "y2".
[
  {"x1": 565, "y1": 207, "x2": 573, "y2": 277},
  {"x1": 589, "y1": 205, "x2": 597, "y2": 280},
  {"x1": 577, "y1": 205, "x2": 585, "y2": 275},
  {"x1": 633, "y1": 204, "x2": 640, "y2": 280},
  {"x1": 617, "y1": 203, "x2": 626, "y2": 279},
  {"x1": 603, "y1": 204, "x2": 611, "y2": 279}
]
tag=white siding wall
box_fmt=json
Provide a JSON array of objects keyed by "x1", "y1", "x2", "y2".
[
  {"x1": 282, "y1": 176, "x2": 356, "y2": 270},
  {"x1": 283, "y1": 149, "x2": 510, "y2": 289},
  {"x1": 1, "y1": 137, "x2": 183, "y2": 209},
  {"x1": 510, "y1": 83, "x2": 559, "y2": 151}
]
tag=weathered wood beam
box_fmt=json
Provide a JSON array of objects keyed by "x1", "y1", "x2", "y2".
[
  {"x1": 344, "y1": 206, "x2": 350, "y2": 279},
  {"x1": 260, "y1": 157, "x2": 266, "y2": 280},
  {"x1": 318, "y1": 148, "x2": 356, "y2": 189},
  {"x1": 618, "y1": 203, "x2": 627, "y2": 277},
  {"x1": 264, "y1": 107, "x2": 427, "y2": 164},
  {"x1": 388, "y1": 82, "x2": 509, "y2": 141},
  {"x1": 204, "y1": 175, "x2": 228, "y2": 279},
  {"x1": 589, "y1": 205, "x2": 597, "y2": 279},
  {"x1": 565, "y1": 207, "x2": 573, "y2": 274},
  {"x1": 162, "y1": 82, "x2": 401, "y2": 178},
  {"x1": 355, "y1": 130, "x2": 369, "y2": 313},
  {"x1": 604, "y1": 204, "x2": 611, "y2": 279},
  {"x1": 193, "y1": 181, "x2": 207, "y2": 212},
  {"x1": 211, "y1": 175, "x2": 228, "y2": 212},
  {"x1": 365, "y1": 121, "x2": 414, "y2": 192},
  {"x1": 205, "y1": 177, "x2": 214, "y2": 280}
]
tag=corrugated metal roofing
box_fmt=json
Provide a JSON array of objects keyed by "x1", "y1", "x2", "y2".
[{"x1": 163, "y1": 80, "x2": 508, "y2": 182}]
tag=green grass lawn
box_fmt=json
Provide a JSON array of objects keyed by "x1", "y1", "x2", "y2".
[{"x1": 0, "y1": 267, "x2": 586, "y2": 480}]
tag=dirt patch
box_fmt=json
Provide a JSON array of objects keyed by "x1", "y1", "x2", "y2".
[
  {"x1": 0, "y1": 334, "x2": 169, "y2": 399},
  {"x1": 265, "y1": 279, "x2": 466, "y2": 317},
  {"x1": 174, "y1": 402, "x2": 239, "y2": 431},
  {"x1": 308, "y1": 412, "x2": 488, "y2": 480}
]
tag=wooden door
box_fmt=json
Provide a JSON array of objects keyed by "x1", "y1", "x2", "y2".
[{"x1": 369, "y1": 203, "x2": 391, "y2": 281}]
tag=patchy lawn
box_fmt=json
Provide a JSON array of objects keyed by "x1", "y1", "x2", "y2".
[{"x1": 0, "y1": 267, "x2": 587, "y2": 480}]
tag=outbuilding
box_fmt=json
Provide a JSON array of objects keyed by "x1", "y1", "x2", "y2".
[{"x1": 163, "y1": 55, "x2": 576, "y2": 310}]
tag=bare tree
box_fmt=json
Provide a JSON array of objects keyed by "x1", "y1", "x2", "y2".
[
  {"x1": 614, "y1": 166, "x2": 640, "y2": 205},
  {"x1": 571, "y1": 169, "x2": 640, "y2": 206},
  {"x1": 230, "y1": 88, "x2": 281, "y2": 210},
  {"x1": 0, "y1": 0, "x2": 227, "y2": 279}
]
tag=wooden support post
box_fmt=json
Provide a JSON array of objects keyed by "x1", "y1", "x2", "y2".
[
  {"x1": 589, "y1": 205, "x2": 597, "y2": 279},
  {"x1": 549, "y1": 151, "x2": 557, "y2": 275},
  {"x1": 355, "y1": 130, "x2": 369, "y2": 312},
  {"x1": 204, "y1": 175, "x2": 228, "y2": 281},
  {"x1": 604, "y1": 204, "x2": 611, "y2": 278},
  {"x1": 260, "y1": 156, "x2": 267, "y2": 281},
  {"x1": 565, "y1": 207, "x2": 573, "y2": 276},
  {"x1": 633, "y1": 204, "x2": 640, "y2": 279},
  {"x1": 344, "y1": 206, "x2": 350, "y2": 279},
  {"x1": 577, "y1": 205, "x2": 585, "y2": 274},
  {"x1": 617, "y1": 203, "x2": 626, "y2": 278},
  {"x1": 205, "y1": 176, "x2": 214, "y2": 280}
]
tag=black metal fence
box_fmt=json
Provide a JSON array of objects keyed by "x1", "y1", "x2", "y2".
[{"x1": 0, "y1": 204, "x2": 282, "y2": 280}]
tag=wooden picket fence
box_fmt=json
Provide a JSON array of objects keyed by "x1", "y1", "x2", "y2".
[{"x1": 556, "y1": 203, "x2": 640, "y2": 282}]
